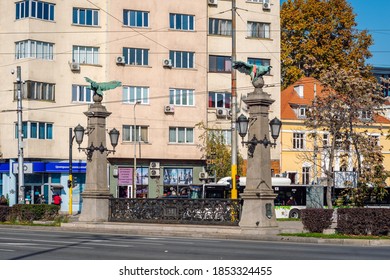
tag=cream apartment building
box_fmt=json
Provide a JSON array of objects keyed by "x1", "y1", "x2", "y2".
[{"x1": 0, "y1": 0, "x2": 280, "y2": 212}]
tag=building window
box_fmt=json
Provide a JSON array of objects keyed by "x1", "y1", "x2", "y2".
[
  {"x1": 163, "y1": 168, "x2": 193, "y2": 186},
  {"x1": 247, "y1": 58, "x2": 271, "y2": 74},
  {"x1": 123, "y1": 48, "x2": 149, "y2": 66},
  {"x1": 322, "y1": 133, "x2": 329, "y2": 148},
  {"x1": 122, "y1": 125, "x2": 148, "y2": 142},
  {"x1": 72, "y1": 85, "x2": 92, "y2": 103},
  {"x1": 302, "y1": 166, "x2": 310, "y2": 185},
  {"x1": 72, "y1": 8, "x2": 99, "y2": 26},
  {"x1": 123, "y1": 10, "x2": 149, "y2": 28},
  {"x1": 360, "y1": 110, "x2": 372, "y2": 121},
  {"x1": 123, "y1": 86, "x2": 149, "y2": 104},
  {"x1": 15, "y1": 121, "x2": 53, "y2": 140},
  {"x1": 169, "y1": 89, "x2": 194, "y2": 106},
  {"x1": 368, "y1": 135, "x2": 380, "y2": 146},
  {"x1": 209, "y1": 130, "x2": 232, "y2": 145},
  {"x1": 209, "y1": 18, "x2": 232, "y2": 36},
  {"x1": 169, "y1": 51, "x2": 194, "y2": 69},
  {"x1": 293, "y1": 133, "x2": 304, "y2": 149},
  {"x1": 72, "y1": 46, "x2": 99, "y2": 64},
  {"x1": 169, "y1": 13, "x2": 194, "y2": 31},
  {"x1": 298, "y1": 106, "x2": 307, "y2": 118},
  {"x1": 247, "y1": 21, "x2": 270, "y2": 39},
  {"x1": 15, "y1": 40, "x2": 54, "y2": 60},
  {"x1": 209, "y1": 92, "x2": 231, "y2": 108},
  {"x1": 209, "y1": 55, "x2": 231, "y2": 72},
  {"x1": 16, "y1": 0, "x2": 55, "y2": 21},
  {"x1": 169, "y1": 127, "x2": 194, "y2": 144},
  {"x1": 14, "y1": 81, "x2": 55, "y2": 101}
]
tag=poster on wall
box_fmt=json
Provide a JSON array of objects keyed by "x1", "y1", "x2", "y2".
[
  {"x1": 135, "y1": 167, "x2": 149, "y2": 185},
  {"x1": 118, "y1": 168, "x2": 133, "y2": 185},
  {"x1": 163, "y1": 168, "x2": 193, "y2": 185}
]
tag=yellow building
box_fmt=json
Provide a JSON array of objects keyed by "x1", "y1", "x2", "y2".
[{"x1": 280, "y1": 77, "x2": 390, "y2": 188}]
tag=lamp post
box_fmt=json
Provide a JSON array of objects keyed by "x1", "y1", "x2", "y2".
[
  {"x1": 75, "y1": 93, "x2": 120, "y2": 222},
  {"x1": 236, "y1": 77, "x2": 282, "y2": 232},
  {"x1": 133, "y1": 101, "x2": 141, "y2": 198},
  {"x1": 69, "y1": 128, "x2": 74, "y2": 215}
]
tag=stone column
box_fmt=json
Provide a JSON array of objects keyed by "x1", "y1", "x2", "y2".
[
  {"x1": 79, "y1": 95, "x2": 112, "y2": 222},
  {"x1": 239, "y1": 80, "x2": 278, "y2": 233}
]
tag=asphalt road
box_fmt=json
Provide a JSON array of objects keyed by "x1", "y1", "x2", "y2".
[{"x1": 0, "y1": 226, "x2": 390, "y2": 260}]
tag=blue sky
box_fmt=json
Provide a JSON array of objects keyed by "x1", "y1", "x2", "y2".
[{"x1": 280, "y1": 0, "x2": 390, "y2": 67}]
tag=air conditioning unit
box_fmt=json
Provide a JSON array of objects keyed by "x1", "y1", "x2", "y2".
[
  {"x1": 208, "y1": 0, "x2": 218, "y2": 5},
  {"x1": 227, "y1": 109, "x2": 232, "y2": 118},
  {"x1": 263, "y1": 0, "x2": 271, "y2": 10},
  {"x1": 162, "y1": 58, "x2": 172, "y2": 68},
  {"x1": 70, "y1": 62, "x2": 80, "y2": 71},
  {"x1": 164, "y1": 105, "x2": 175, "y2": 113},
  {"x1": 116, "y1": 56, "x2": 125, "y2": 65},
  {"x1": 199, "y1": 172, "x2": 209, "y2": 180},
  {"x1": 150, "y1": 169, "x2": 160, "y2": 177},
  {"x1": 150, "y1": 162, "x2": 160, "y2": 169},
  {"x1": 216, "y1": 108, "x2": 227, "y2": 118}
]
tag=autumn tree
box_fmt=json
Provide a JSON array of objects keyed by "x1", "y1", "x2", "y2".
[
  {"x1": 305, "y1": 65, "x2": 388, "y2": 208},
  {"x1": 196, "y1": 122, "x2": 244, "y2": 181},
  {"x1": 281, "y1": 0, "x2": 373, "y2": 89}
]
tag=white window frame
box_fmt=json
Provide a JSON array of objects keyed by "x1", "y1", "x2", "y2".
[
  {"x1": 209, "y1": 18, "x2": 232, "y2": 36},
  {"x1": 124, "y1": 10, "x2": 149, "y2": 28},
  {"x1": 169, "y1": 51, "x2": 195, "y2": 69},
  {"x1": 293, "y1": 132, "x2": 305, "y2": 150},
  {"x1": 209, "y1": 92, "x2": 231, "y2": 109},
  {"x1": 169, "y1": 127, "x2": 194, "y2": 144},
  {"x1": 72, "y1": 85, "x2": 93, "y2": 103},
  {"x1": 123, "y1": 48, "x2": 149, "y2": 66},
  {"x1": 122, "y1": 125, "x2": 148, "y2": 142},
  {"x1": 72, "y1": 46, "x2": 99, "y2": 64},
  {"x1": 16, "y1": 0, "x2": 55, "y2": 21},
  {"x1": 15, "y1": 40, "x2": 54, "y2": 60},
  {"x1": 169, "y1": 88, "x2": 194, "y2": 106},
  {"x1": 122, "y1": 86, "x2": 149, "y2": 104},
  {"x1": 73, "y1": 8, "x2": 99, "y2": 26},
  {"x1": 247, "y1": 21, "x2": 270, "y2": 39},
  {"x1": 169, "y1": 13, "x2": 195, "y2": 31}
]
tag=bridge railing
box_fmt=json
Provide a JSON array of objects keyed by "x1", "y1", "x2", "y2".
[{"x1": 109, "y1": 198, "x2": 241, "y2": 226}]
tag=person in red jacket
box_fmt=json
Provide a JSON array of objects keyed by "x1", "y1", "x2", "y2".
[{"x1": 53, "y1": 194, "x2": 62, "y2": 205}]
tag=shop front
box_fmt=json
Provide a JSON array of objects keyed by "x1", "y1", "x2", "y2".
[{"x1": 0, "y1": 160, "x2": 86, "y2": 212}]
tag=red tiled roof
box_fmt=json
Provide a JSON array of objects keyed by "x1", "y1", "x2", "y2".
[{"x1": 281, "y1": 77, "x2": 390, "y2": 124}]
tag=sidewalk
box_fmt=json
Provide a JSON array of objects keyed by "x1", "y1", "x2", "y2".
[{"x1": 60, "y1": 219, "x2": 390, "y2": 246}]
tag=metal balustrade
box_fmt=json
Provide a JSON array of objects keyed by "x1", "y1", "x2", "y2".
[{"x1": 109, "y1": 198, "x2": 241, "y2": 226}]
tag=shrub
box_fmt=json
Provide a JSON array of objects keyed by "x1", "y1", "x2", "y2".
[
  {"x1": 337, "y1": 208, "x2": 390, "y2": 236},
  {"x1": 0, "y1": 206, "x2": 11, "y2": 222},
  {"x1": 301, "y1": 208, "x2": 334, "y2": 233},
  {"x1": 9, "y1": 204, "x2": 60, "y2": 222}
]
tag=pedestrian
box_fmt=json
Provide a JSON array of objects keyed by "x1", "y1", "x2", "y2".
[
  {"x1": 53, "y1": 194, "x2": 62, "y2": 205},
  {"x1": 0, "y1": 195, "x2": 8, "y2": 206}
]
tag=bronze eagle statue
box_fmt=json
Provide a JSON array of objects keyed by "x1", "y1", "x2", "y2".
[
  {"x1": 232, "y1": 61, "x2": 272, "y2": 85},
  {"x1": 85, "y1": 77, "x2": 122, "y2": 96}
]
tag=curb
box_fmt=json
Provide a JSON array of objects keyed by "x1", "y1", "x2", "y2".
[{"x1": 60, "y1": 222, "x2": 390, "y2": 246}]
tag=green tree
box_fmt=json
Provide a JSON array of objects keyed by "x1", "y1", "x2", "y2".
[
  {"x1": 281, "y1": 0, "x2": 373, "y2": 89},
  {"x1": 305, "y1": 65, "x2": 388, "y2": 208},
  {"x1": 196, "y1": 122, "x2": 244, "y2": 181}
]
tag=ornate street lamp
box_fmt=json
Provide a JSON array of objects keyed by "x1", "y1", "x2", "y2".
[
  {"x1": 74, "y1": 124, "x2": 120, "y2": 161},
  {"x1": 236, "y1": 114, "x2": 282, "y2": 157}
]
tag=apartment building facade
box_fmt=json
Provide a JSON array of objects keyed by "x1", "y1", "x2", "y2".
[{"x1": 0, "y1": 0, "x2": 280, "y2": 212}]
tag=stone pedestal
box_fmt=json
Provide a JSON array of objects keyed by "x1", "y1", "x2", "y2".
[
  {"x1": 79, "y1": 97, "x2": 113, "y2": 222},
  {"x1": 239, "y1": 84, "x2": 278, "y2": 231}
]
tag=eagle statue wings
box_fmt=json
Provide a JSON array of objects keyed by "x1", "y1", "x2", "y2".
[
  {"x1": 85, "y1": 77, "x2": 122, "y2": 97},
  {"x1": 232, "y1": 61, "x2": 272, "y2": 86}
]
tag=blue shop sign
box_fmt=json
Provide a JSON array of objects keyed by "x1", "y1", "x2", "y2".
[
  {"x1": 0, "y1": 163, "x2": 9, "y2": 173},
  {"x1": 45, "y1": 162, "x2": 86, "y2": 173}
]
